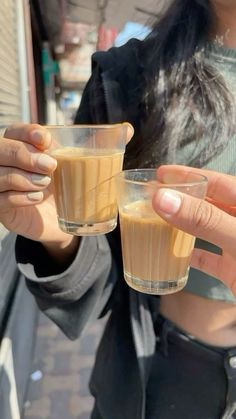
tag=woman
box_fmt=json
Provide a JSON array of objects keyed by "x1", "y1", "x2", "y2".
[{"x1": 2, "y1": 0, "x2": 236, "y2": 418}]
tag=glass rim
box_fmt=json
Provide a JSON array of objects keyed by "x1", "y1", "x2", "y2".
[
  {"x1": 116, "y1": 168, "x2": 208, "y2": 188},
  {"x1": 45, "y1": 122, "x2": 132, "y2": 130}
]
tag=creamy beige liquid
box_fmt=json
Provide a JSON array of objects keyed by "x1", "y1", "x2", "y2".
[
  {"x1": 119, "y1": 200, "x2": 195, "y2": 293},
  {"x1": 52, "y1": 147, "x2": 124, "y2": 224}
]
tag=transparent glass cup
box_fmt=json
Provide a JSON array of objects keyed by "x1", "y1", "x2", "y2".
[
  {"x1": 48, "y1": 124, "x2": 133, "y2": 236},
  {"x1": 116, "y1": 169, "x2": 208, "y2": 295}
]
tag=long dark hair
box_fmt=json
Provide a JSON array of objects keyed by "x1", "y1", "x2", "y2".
[{"x1": 125, "y1": 0, "x2": 235, "y2": 169}]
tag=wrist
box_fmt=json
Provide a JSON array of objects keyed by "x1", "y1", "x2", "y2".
[{"x1": 43, "y1": 234, "x2": 80, "y2": 265}]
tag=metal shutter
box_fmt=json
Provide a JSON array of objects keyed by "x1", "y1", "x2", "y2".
[{"x1": 0, "y1": 0, "x2": 22, "y2": 130}]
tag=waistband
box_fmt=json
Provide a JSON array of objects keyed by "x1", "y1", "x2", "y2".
[{"x1": 154, "y1": 314, "x2": 235, "y2": 360}]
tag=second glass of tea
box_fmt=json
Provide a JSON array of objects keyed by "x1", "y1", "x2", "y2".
[{"x1": 116, "y1": 169, "x2": 208, "y2": 295}]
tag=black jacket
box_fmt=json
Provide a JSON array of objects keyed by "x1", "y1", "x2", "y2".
[{"x1": 74, "y1": 38, "x2": 143, "y2": 126}]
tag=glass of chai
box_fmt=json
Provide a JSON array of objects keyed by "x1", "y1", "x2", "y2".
[
  {"x1": 116, "y1": 169, "x2": 208, "y2": 295},
  {"x1": 48, "y1": 124, "x2": 133, "y2": 236}
]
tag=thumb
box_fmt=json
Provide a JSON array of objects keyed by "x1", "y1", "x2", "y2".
[
  {"x1": 152, "y1": 188, "x2": 236, "y2": 254},
  {"x1": 125, "y1": 123, "x2": 134, "y2": 144}
]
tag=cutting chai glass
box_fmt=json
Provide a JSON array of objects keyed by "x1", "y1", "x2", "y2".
[
  {"x1": 116, "y1": 169, "x2": 208, "y2": 295},
  {"x1": 48, "y1": 123, "x2": 134, "y2": 236}
]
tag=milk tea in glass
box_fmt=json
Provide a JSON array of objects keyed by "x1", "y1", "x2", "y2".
[
  {"x1": 48, "y1": 124, "x2": 133, "y2": 236},
  {"x1": 116, "y1": 169, "x2": 208, "y2": 295}
]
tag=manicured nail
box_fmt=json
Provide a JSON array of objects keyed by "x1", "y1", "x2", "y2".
[
  {"x1": 27, "y1": 191, "x2": 44, "y2": 201},
  {"x1": 35, "y1": 154, "x2": 57, "y2": 171},
  {"x1": 31, "y1": 130, "x2": 51, "y2": 145},
  {"x1": 155, "y1": 189, "x2": 182, "y2": 216},
  {"x1": 31, "y1": 174, "x2": 51, "y2": 186}
]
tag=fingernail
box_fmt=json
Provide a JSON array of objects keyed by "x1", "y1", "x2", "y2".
[
  {"x1": 35, "y1": 154, "x2": 57, "y2": 171},
  {"x1": 155, "y1": 189, "x2": 182, "y2": 215},
  {"x1": 31, "y1": 174, "x2": 51, "y2": 186},
  {"x1": 27, "y1": 191, "x2": 44, "y2": 201},
  {"x1": 31, "y1": 130, "x2": 51, "y2": 145}
]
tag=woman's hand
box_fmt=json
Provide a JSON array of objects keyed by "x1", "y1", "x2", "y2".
[
  {"x1": 0, "y1": 124, "x2": 78, "y2": 260},
  {"x1": 152, "y1": 165, "x2": 236, "y2": 296}
]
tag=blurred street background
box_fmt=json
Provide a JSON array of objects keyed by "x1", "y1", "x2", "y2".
[
  {"x1": 23, "y1": 312, "x2": 106, "y2": 419},
  {"x1": 0, "y1": 0, "x2": 166, "y2": 417}
]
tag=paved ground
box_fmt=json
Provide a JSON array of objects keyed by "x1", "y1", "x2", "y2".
[{"x1": 23, "y1": 311, "x2": 105, "y2": 419}]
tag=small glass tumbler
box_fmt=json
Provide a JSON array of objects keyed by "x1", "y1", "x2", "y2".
[
  {"x1": 116, "y1": 169, "x2": 208, "y2": 295},
  {"x1": 48, "y1": 123, "x2": 133, "y2": 236}
]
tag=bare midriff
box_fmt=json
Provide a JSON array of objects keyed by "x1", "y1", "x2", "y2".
[{"x1": 160, "y1": 291, "x2": 236, "y2": 347}]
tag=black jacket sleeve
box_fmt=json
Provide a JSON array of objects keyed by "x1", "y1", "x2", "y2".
[{"x1": 16, "y1": 227, "x2": 123, "y2": 340}]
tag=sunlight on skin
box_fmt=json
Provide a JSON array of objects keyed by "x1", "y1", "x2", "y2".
[{"x1": 210, "y1": 0, "x2": 236, "y2": 48}]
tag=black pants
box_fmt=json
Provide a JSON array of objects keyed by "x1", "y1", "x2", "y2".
[{"x1": 146, "y1": 315, "x2": 236, "y2": 419}]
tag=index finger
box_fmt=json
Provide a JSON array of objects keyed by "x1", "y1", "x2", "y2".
[
  {"x1": 157, "y1": 165, "x2": 236, "y2": 206},
  {"x1": 206, "y1": 198, "x2": 236, "y2": 217},
  {"x1": 4, "y1": 124, "x2": 52, "y2": 151}
]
